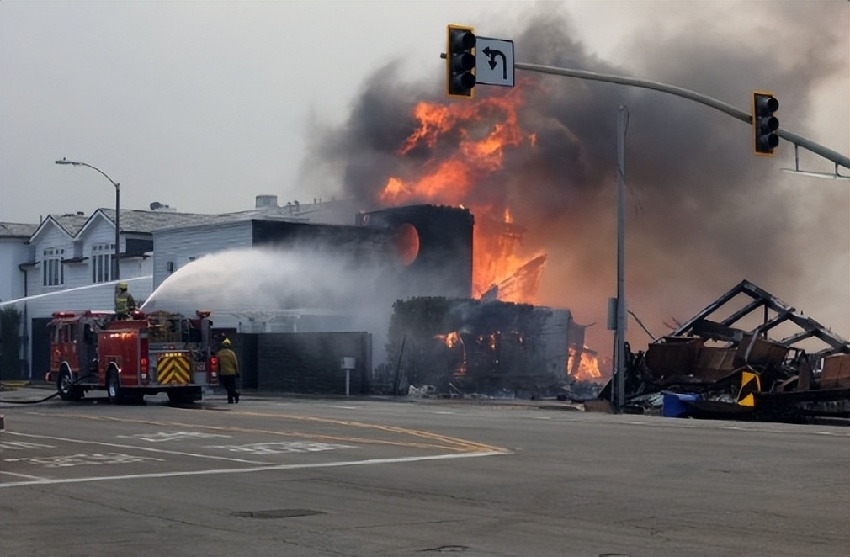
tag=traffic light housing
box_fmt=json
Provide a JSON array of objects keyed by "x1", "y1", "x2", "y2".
[
  {"x1": 447, "y1": 24, "x2": 476, "y2": 98},
  {"x1": 752, "y1": 91, "x2": 779, "y2": 155}
]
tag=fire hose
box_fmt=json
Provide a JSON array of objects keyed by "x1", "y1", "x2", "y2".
[
  {"x1": 0, "y1": 373, "x2": 98, "y2": 405},
  {"x1": 0, "y1": 390, "x2": 61, "y2": 404}
]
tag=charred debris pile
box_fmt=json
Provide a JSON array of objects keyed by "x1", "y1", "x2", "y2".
[
  {"x1": 380, "y1": 297, "x2": 587, "y2": 398},
  {"x1": 604, "y1": 280, "x2": 850, "y2": 421}
]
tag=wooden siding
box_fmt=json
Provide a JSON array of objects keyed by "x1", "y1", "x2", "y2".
[
  {"x1": 152, "y1": 221, "x2": 252, "y2": 289},
  {"x1": 0, "y1": 240, "x2": 32, "y2": 302}
]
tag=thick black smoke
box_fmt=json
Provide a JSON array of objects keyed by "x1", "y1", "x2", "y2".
[{"x1": 299, "y1": 3, "x2": 849, "y2": 352}]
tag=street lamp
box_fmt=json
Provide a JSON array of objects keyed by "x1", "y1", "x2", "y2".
[{"x1": 55, "y1": 158, "x2": 121, "y2": 280}]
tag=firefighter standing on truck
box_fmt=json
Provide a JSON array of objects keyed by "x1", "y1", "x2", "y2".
[
  {"x1": 218, "y1": 338, "x2": 240, "y2": 404},
  {"x1": 114, "y1": 282, "x2": 136, "y2": 319}
]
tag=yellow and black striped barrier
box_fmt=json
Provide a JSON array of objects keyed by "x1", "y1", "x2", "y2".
[
  {"x1": 737, "y1": 370, "x2": 761, "y2": 407},
  {"x1": 156, "y1": 354, "x2": 191, "y2": 385}
]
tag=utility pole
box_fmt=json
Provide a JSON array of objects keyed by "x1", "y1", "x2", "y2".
[{"x1": 615, "y1": 106, "x2": 627, "y2": 412}]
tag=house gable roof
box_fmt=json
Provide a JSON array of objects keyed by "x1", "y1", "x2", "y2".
[
  {"x1": 30, "y1": 214, "x2": 89, "y2": 243},
  {"x1": 0, "y1": 222, "x2": 38, "y2": 239},
  {"x1": 76, "y1": 210, "x2": 114, "y2": 240},
  {"x1": 26, "y1": 199, "x2": 370, "y2": 242}
]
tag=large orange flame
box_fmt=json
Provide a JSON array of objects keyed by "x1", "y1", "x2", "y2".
[
  {"x1": 436, "y1": 331, "x2": 462, "y2": 348},
  {"x1": 379, "y1": 90, "x2": 542, "y2": 303},
  {"x1": 436, "y1": 331, "x2": 467, "y2": 378},
  {"x1": 567, "y1": 346, "x2": 603, "y2": 382}
]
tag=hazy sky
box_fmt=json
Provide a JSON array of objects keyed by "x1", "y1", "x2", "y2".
[
  {"x1": 1, "y1": 1, "x2": 848, "y2": 349},
  {"x1": 6, "y1": 1, "x2": 844, "y2": 221}
]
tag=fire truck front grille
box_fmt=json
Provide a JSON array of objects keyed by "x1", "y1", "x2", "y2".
[{"x1": 157, "y1": 354, "x2": 191, "y2": 385}]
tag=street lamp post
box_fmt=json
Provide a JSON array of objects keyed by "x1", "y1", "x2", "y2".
[{"x1": 55, "y1": 158, "x2": 121, "y2": 280}]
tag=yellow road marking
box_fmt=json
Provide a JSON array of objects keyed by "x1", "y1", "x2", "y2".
[{"x1": 26, "y1": 411, "x2": 509, "y2": 454}]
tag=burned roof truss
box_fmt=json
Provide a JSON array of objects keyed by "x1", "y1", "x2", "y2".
[{"x1": 670, "y1": 279, "x2": 848, "y2": 359}]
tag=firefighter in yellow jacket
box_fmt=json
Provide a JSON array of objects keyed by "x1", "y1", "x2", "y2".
[
  {"x1": 114, "y1": 282, "x2": 136, "y2": 319},
  {"x1": 218, "y1": 338, "x2": 240, "y2": 404}
]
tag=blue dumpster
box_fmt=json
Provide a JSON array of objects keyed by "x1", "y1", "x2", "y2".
[{"x1": 662, "y1": 392, "x2": 700, "y2": 418}]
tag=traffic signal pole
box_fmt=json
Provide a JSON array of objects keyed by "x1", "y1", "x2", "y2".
[{"x1": 514, "y1": 62, "x2": 850, "y2": 173}]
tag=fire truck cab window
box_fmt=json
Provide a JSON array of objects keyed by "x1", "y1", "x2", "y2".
[
  {"x1": 60, "y1": 324, "x2": 71, "y2": 343},
  {"x1": 187, "y1": 325, "x2": 201, "y2": 343}
]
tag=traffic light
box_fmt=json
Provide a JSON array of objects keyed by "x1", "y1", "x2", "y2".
[
  {"x1": 752, "y1": 91, "x2": 779, "y2": 155},
  {"x1": 447, "y1": 24, "x2": 476, "y2": 98}
]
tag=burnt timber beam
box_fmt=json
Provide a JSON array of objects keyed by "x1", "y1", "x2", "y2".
[
  {"x1": 752, "y1": 311, "x2": 793, "y2": 335},
  {"x1": 783, "y1": 313, "x2": 849, "y2": 351},
  {"x1": 739, "y1": 281, "x2": 797, "y2": 316},
  {"x1": 721, "y1": 298, "x2": 765, "y2": 327},
  {"x1": 672, "y1": 280, "x2": 749, "y2": 336},
  {"x1": 780, "y1": 329, "x2": 818, "y2": 346},
  {"x1": 692, "y1": 319, "x2": 745, "y2": 342}
]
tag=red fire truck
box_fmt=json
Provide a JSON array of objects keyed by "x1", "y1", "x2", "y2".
[{"x1": 46, "y1": 309, "x2": 220, "y2": 404}]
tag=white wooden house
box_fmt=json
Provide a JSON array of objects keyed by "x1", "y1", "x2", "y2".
[{"x1": 0, "y1": 197, "x2": 367, "y2": 379}]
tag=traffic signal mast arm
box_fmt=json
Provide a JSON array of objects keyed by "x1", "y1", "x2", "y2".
[{"x1": 513, "y1": 62, "x2": 850, "y2": 173}]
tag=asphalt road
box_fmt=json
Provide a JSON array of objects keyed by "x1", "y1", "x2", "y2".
[{"x1": 1, "y1": 388, "x2": 848, "y2": 557}]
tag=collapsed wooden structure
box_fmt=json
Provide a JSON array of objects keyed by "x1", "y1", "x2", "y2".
[{"x1": 612, "y1": 280, "x2": 850, "y2": 420}]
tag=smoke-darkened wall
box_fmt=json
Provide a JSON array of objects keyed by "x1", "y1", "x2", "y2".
[
  {"x1": 252, "y1": 219, "x2": 388, "y2": 258},
  {"x1": 359, "y1": 204, "x2": 474, "y2": 299}
]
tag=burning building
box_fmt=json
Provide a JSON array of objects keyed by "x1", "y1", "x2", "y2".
[
  {"x1": 298, "y1": 6, "x2": 848, "y2": 370},
  {"x1": 382, "y1": 297, "x2": 584, "y2": 398},
  {"x1": 144, "y1": 196, "x2": 590, "y2": 396}
]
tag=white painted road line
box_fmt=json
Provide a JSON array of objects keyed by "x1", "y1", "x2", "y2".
[
  {"x1": 0, "y1": 451, "x2": 507, "y2": 489},
  {"x1": 6, "y1": 431, "x2": 271, "y2": 465},
  {"x1": 0, "y1": 469, "x2": 48, "y2": 481}
]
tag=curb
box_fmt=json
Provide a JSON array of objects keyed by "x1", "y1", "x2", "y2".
[{"x1": 0, "y1": 380, "x2": 30, "y2": 391}]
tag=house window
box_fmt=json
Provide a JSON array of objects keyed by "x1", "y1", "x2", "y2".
[
  {"x1": 43, "y1": 247, "x2": 64, "y2": 286},
  {"x1": 91, "y1": 243, "x2": 114, "y2": 283}
]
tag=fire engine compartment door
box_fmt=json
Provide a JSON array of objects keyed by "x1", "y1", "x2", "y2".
[
  {"x1": 154, "y1": 352, "x2": 192, "y2": 385},
  {"x1": 193, "y1": 353, "x2": 209, "y2": 386}
]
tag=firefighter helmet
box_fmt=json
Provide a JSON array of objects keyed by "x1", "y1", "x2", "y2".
[
  {"x1": 118, "y1": 281, "x2": 128, "y2": 291},
  {"x1": 221, "y1": 338, "x2": 231, "y2": 347}
]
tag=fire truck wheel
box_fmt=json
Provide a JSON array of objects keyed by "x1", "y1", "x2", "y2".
[
  {"x1": 167, "y1": 391, "x2": 184, "y2": 404},
  {"x1": 57, "y1": 368, "x2": 82, "y2": 401},
  {"x1": 167, "y1": 390, "x2": 198, "y2": 405},
  {"x1": 107, "y1": 371, "x2": 123, "y2": 405}
]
